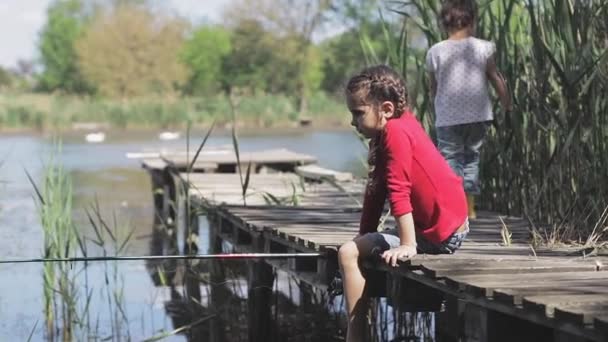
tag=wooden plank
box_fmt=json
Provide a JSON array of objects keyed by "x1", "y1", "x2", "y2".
[
  {"x1": 493, "y1": 281, "x2": 608, "y2": 306},
  {"x1": 185, "y1": 173, "x2": 307, "y2": 206},
  {"x1": 142, "y1": 158, "x2": 168, "y2": 170},
  {"x1": 445, "y1": 271, "x2": 608, "y2": 297},
  {"x1": 183, "y1": 172, "x2": 301, "y2": 183},
  {"x1": 163, "y1": 148, "x2": 317, "y2": 169},
  {"x1": 420, "y1": 259, "x2": 598, "y2": 278},
  {"x1": 295, "y1": 164, "x2": 353, "y2": 182},
  {"x1": 593, "y1": 315, "x2": 608, "y2": 337},
  {"x1": 522, "y1": 294, "x2": 608, "y2": 317},
  {"x1": 553, "y1": 301, "x2": 608, "y2": 325}
]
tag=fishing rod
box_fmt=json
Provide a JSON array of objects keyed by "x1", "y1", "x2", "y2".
[{"x1": 0, "y1": 252, "x2": 323, "y2": 264}]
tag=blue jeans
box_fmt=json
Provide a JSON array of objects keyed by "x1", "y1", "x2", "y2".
[{"x1": 436, "y1": 121, "x2": 490, "y2": 195}]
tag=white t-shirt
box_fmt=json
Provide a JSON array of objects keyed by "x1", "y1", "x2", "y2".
[{"x1": 426, "y1": 37, "x2": 496, "y2": 127}]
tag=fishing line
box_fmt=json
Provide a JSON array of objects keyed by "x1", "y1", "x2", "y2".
[{"x1": 0, "y1": 252, "x2": 322, "y2": 264}]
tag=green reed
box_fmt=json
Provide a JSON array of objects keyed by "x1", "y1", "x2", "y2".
[
  {"x1": 366, "y1": 0, "x2": 607, "y2": 243},
  {"x1": 29, "y1": 144, "x2": 136, "y2": 340},
  {"x1": 28, "y1": 145, "x2": 78, "y2": 341}
]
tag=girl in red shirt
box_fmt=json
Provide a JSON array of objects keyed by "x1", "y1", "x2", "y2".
[{"x1": 338, "y1": 65, "x2": 469, "y2": 342}]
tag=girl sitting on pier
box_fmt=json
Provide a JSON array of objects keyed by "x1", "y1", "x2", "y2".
[{"x1": 338, "y1": 65, "x2": 469, "y2": 342}]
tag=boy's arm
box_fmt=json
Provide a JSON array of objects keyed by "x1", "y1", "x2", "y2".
[{"x1": 486, "y1": 54, "x2": 512, "y2": 112}]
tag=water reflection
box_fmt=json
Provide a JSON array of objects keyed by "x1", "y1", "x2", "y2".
[
  {"x1": 0, "y1": 131, "x2": 435, "y2": 341},
  {"x1": 143, "y1": 207, "x2": 438, "y2": 342}
]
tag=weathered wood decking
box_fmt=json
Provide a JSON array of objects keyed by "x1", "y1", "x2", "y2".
[
  {"x1": 142, "y1": 148, "x2": 317, "y2": 173},
  {"x1": 208, "y1": 202, "x2": 607, "y2": 341},
  {"x1": 139, "y1": 147, "x2": 608, "y2": 342}
]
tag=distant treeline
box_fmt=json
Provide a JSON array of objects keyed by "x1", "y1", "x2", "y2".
[{"x1": 0, "y1": 0, "x2": 399, "y2": 120}]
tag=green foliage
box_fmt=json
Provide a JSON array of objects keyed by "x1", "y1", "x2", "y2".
[
  {"x1": 181, "y1": 26, "x2": 232, "y2": 95},
  {"x1": 321, "y1": 21, "x2": 395, "y2": 94},
  {"x1": 31, "y1": 0, "x2": 385, "y2": 119},
  {"x1": 221, "y1": 0, "x2": 330, "y2": 112},
  {"x1": 0, "y1": 67, "x2": 12, "y2": 89},
  {"x1": 384, "y1": 0, "x2": 608, "y2": 240},
  {"x1": 0, "y1": 93, "x2": 345, "y2": 130},
  {"x1": 27, "y1": 147, "x2": 78, "y2": 340},
  {"x1": 38, "y1": 0, "x2": 91, "y2": 93},
  {"x1": 301, "y1": 44, "x2": 324, "y2": 97},
  {"x1": 221, "y1": 20, "x2": 279, "y2": 93},
  {"x1": 75, "y1": 4, "x2": 188, "y2": 98}
]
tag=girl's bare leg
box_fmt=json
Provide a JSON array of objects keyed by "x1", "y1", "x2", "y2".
[{"x1": 338, "y1": 236, "x2": 377, "y2": 342}]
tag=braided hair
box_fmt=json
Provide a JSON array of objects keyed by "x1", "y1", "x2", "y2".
[
  {"x1": 345, "y1": 65, "x2": 410, "y2": 189},
  {"x1": 345, "y1": 65, "x2": 409, "y2": 118}
]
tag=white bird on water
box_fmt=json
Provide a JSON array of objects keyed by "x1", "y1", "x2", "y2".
[
  {"x1": 159, "y1": 131, "x2": 180, "y2": 141},
  {"x1": 85, "y1": 132, "x2": 105, "y2": 143}
]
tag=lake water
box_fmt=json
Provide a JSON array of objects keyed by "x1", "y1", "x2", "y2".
[{"x1": 0, "y1": 128, "x2": 366, "y2": 341}]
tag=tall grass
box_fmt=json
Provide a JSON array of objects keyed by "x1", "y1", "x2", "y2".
[
  {"x1": 30, "y1": 145, "x2": 136, "y2": 340},
  {"x1": 29, "y1": 146, "x2": 78, "y2": 341},
  {"x1": 83, "y1": 200, "x2": 134, "y2": 341},
  {"x1": 0, "y1": 92, "x2": 346, "y2": 130},
  {"x1": 369, "y1": 0, "x2": 607, "y2": 243}
]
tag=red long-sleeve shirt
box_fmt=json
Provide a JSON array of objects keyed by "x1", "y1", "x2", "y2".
[{"x1": 359, "y1": 112, "x2": 468, "y2": 244}]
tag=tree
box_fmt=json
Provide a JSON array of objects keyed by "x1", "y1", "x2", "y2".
[
  {"x1": 15, "y1": 59, "x2": 36, "y2": 78},
  {"x1": 320, "y1": 21, "x2": 395, "y2": 95},
  {"x1": 0, "y1": 67, "x2": 12, "y2": 90},
  {"x1": 223, "y1": 0, "x2": 332, "y2": 113},
  {"x1": 180, "y1": 26, "x2": 232, "y2": 95},
  {"x1": 221, "y1": 19, "x2": 283, "y2": 93},
  {"x1": 75, "y1": 4, "x2": 188, "y2": 98},
  {"x1": 328, "y1": 0, "x2": 382, "y2": 28},
  {"x1": 38, "y1": 0, "x2": 91, "y2": 93}
]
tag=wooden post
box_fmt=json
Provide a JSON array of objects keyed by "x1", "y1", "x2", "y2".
[
  {"x1": 553, "y1": 330, "x2": 588, "y2": 342},
  {"x1": 299, "y1": 281, "x2": 314, "y2": 311},
  {"x1": 464, "y1": 304, "x2": 552, "y2": 342},
  {"x1": 148, "y1": 169, "x2": 165, "y2": 221},
  {"x1": 185, "y1": 201, "x2": 200, "y2": 255},
  {"x1": 435, "y1": 294, "x2": 464, "y2": 342},
  {"x1": 247, "y1": 259, "x2": 275, "y2": 342},
  {"x1": 464, "y1": 303, "x2": 488, "y2": 342},
  {"x1": 209, "y1": 214, "x2": 226, "y2": 342}
]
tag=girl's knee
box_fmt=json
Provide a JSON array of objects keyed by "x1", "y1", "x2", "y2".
[{"x1": 338, "y1": 241, "x2": 359, "y2": 265}]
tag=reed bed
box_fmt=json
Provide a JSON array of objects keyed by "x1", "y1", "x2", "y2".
[
  {"x1": 373, "y1": 0, "x2": 608, "y2": 243},
  {"x1": 0, "y1": 92, "x2": 345, "y2": 130},
  {"x1": 29, "y1": 147, "x2": 78, "y2": 341},
  {"x1": 31, "y1": 147, "x2": 135, "y2": 341}
]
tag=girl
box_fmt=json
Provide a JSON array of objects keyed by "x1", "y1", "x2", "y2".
[
  {"x1": 426, "y1": 0, "x2": 512, "y2": 219},
  {"x1": 338, "y1": 65, "x2": 468, "y2": 342}
]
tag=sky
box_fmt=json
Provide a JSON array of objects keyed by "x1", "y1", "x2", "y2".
[{"x1": 0, "y1": 0, "x2": 230, "y2": 69}]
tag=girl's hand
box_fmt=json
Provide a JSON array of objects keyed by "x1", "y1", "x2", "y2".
[{"x1": 382, "y1": 245, "x2": 417, "y2": 267}]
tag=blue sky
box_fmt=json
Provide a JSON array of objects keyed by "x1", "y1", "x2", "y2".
[{"x1": 0, "y1": 0, "x2": 230, "y2": 68}]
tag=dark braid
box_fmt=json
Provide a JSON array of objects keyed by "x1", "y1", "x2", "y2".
[
  {"x1": 346, "y1": 65, "x2": 410, "y2": 190},
  {"x1": 346, "y1": 65, "x2": 409, "y2": 117}
]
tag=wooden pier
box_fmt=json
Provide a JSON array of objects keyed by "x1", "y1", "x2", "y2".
[{"x1": 139, "y1": 147, "x2": 608, "y2": 342}]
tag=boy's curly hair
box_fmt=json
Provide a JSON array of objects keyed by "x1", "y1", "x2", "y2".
[
  {"x1": 440, "y1": 0, "x2": 478, "y2": 32},
  {"x1": 345, "y1": 65, "x2": 409, "y2": 118}
]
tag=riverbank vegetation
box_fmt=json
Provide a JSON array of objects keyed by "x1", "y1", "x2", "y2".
[
  {"x1": 377, "y1": 0, "x2": 607, "y2": 244},
  {"x1": 0, "y1": 0, "x2": 392, "y2": 130}
]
